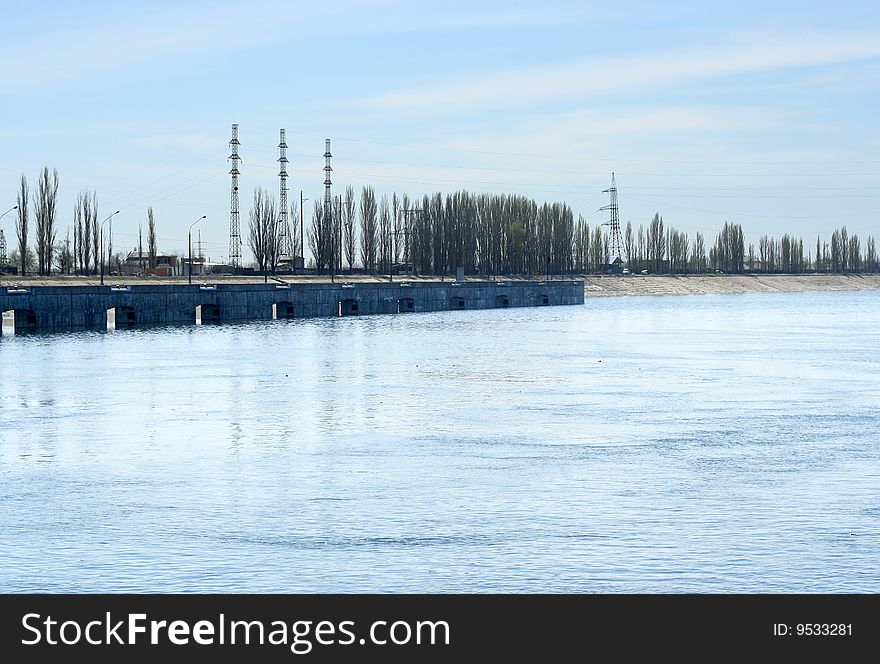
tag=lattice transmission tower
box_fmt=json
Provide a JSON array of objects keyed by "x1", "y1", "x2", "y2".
[
  {"x1": 278, "y1": 128, "x2": 293, "y2": 259},
  {"x1": 323, "y1": 138, "x2": 332, "y2": 219},
  {"x1": 323, "y1": 138, "x2": 333, "y2": 273},
  {"x1": 599, "y1": 172, "x2": 625, "y2": 266},
  {"x1": 228, "y1": 124, "x2": 242, "y2": 268}
]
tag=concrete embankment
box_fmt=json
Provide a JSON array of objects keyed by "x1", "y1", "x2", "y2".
[
  {"x1": 581, "y1": 274, "x2": 880, "y2": 298},
  {"x1": 0, "y1": 280, "x2": 583, "y2": 333}
]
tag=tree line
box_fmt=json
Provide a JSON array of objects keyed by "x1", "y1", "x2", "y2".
[
  {"x1": 269, "y1": 186, "x2": 877, "y2": 276},
  {"x1": 5, "y1": 169, "x2": 160, "y2": 276},
  {"x1": 5, "y1": 170, "x2": 878, "y2": 277}
]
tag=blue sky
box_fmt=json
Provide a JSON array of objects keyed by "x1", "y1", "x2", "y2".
[{"x1": 2, "y1": 0, "x2": 879, "y2": 263}]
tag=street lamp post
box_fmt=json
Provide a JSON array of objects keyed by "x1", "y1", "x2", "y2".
[
  {"x1": 300, "y1": 191, "x2": 308, "y2": 274},
  {"x1": 400, "y1": 208, "x2": 421, "y2": 278},
  {"x1": 0, "y1": 205, "x2": 17, "y2": 223},
  {"x1": 0, "y1": 206, "x2": 17, "y2": 269},
  {"x1": 389, "y1": 228, "x2": 406, "y2": 283},
  {"x1": 99, "y1": 210, "x2": 120, "y2": 286},
  {"x1": 188, "y1": 216, "x2": 206, "y2": 285}
]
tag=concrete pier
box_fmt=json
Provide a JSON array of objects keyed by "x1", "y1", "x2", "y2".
[{"x1": 0, "y1": 280, "x2": 583, "y2": 334}]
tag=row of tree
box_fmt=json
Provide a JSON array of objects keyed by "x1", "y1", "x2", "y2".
[
  {"x1": 9, "y1": 169, "x2": 61, "y2": 275},
  {"x1": 6, "y1": 172, "x2": 878, "y2": 277},
  {"x1": 5, "y1": 170, "x2": 160, "y2": 275},
  {"x1": 270, "y1": 186, "x2": 878, "y2": 276},
  {"x1": 299, "y1": 187, "x2": 581, "y2": 276}
]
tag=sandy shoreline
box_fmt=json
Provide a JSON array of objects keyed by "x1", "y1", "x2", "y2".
[
  {"x1": 2, "y1": 273, "x2": 879, "y2": 297},
  {"x1": 580, "y1": 273, "x2": 880, "y2": 298}
]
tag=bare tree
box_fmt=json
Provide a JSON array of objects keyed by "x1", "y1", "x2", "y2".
[
  {"x1": 624, "y1": 221, "x2": 634, "y2": 269},
  {"x1": 56, "y1": 230, "x2": 73, "y2": 274},
  {"x1": 711, "y1": 221, "x2": 744, "y2": 273},
  {"x1": 15, "y1": 174, "x2": 29, "y2": 275},
  {"x1": 34, "y1": 167, "x2": 60, "y2": 275},
  {"x1": 589, "y1": 225, "x2": 604, "y2": 273},
  {"x1": 288, "y1": 201, "x2": 300, "y2": 266},
  {"x1": 573, "y1": 217, "x2": 588, "y2": 272},
  {"x1": 691, "y1": 232, "x2": 706, "y2": 273},
  {"x1": 138, "y1": 223, "x2": 145, "y2": 273},
  {"x1": 73, "y1": 208, "x2": 81, "y2": 275},
  {"x1": 648, "y1": 213, "x2": 665, "y2": 273},
  {"x1": 74, "y1": 196, "x2": 84, "y2": 274},
  {"x1": 331, "y1": 194, "x2": 343, "y2": 276},
  {"x1": 247, "y1": 188, "x2": 279, "y2": 283},
  {"x1": 848, "y1": 234, "x2": 862, "y2": 272},
  {"x1": 9, "y1": 248, "x2": 36, "y2": 274},
  {"x1": 147, "y1": 206, "x2": 157, "y2": 268},
  {"x1": 90, "y1": 194, "x2": 100, "y2": 274},
  {"x1": 378, "y1": 194, "x2": 391, "y2": 273},
  {"x1": 636, "y1": 225, "x2": 646, "y2": 272},
  {"x1": 308, "y1": 200, "x2": 326, "y2": 269},
  {"x1": 108, "y1": 216, "x2": 113, "y2": 276},
  {"x1": 74, "y1": 191, "x2": 95, "y2": 275},
  {"x1": 865, "y1": 236, "x2": 877, "y2": 272},
  {"x1": 342, "y1": 185, "x2": 356, "y2": 271},
  {"x1": 359, "y1": 185, "x2": 378, "y2": 271}
]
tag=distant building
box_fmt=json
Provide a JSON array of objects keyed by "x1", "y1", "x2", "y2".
[
  {"x1": 603, "y1": 257, "x2": 625, "y2": 274},
  {"x1": 181, "y1": 257, "x2": 235, "y2": 276},
  {"x1": 122, "y1": 251, "x2": 179, "y2": 277},
  {"x1": 276, "y1": 255, "x2": 305, "y2": 271}
]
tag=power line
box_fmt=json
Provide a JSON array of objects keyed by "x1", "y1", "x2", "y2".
[
  {"x1": 620, "y1": 193, "x2": 880, "y2": 220},
  {"x1": 239, "y1": 125, "x2": 880, "y2": 167}
]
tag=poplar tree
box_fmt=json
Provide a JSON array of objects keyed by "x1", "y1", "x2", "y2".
[
  {"x1": 15, "y1": 175, "x2": 28, "y2": 275},
  {"x1": 147, "y1": 207, "x2": 157, "y2": 268},
  {"x1": 359, "y1": 186, "x2": 378, "y2": 271}
]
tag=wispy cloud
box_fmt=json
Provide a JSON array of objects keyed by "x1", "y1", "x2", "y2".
[
  {"x1": 541, "y1": 106, "x2": 779, "y2": 137},
  {"x1": 358, "y1": 31, "x2": 880, "y2": 115},
  {"x1": 0, "y1": 0, "x2": 611, "y2": 92},
  {"x1": 0, "y1": 4, "x2": 275, "y2": 90},
  {"x1": 326, "y1": 1, "x2": 621, "y2": 34},
  {"x1": 128, "y1": 133, "x2": 225, "y2": 152}
]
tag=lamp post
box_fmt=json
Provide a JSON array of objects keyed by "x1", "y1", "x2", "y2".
[
  {"x1": 389, "y1": 228, "x2": 406, "y2": 283},
  {"x1": 0, "y1": 205, "x2": 17, "y2": 222},
  {"x1": 0, "y1": 206, "x2": 17, "y2": 268},
  {"x1": 400, "y1": 207, "x2": 421, "y2": 278},
  {"x1": 99, "y1": 210, "x2": 120, "y2": 286},
  {"x1": 188, "y1": 215, "x2": 206, "y2": 284}
]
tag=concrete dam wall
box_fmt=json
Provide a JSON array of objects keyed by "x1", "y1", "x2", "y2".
[{"x1": 0, "y1": 280, "x2": 584, "y2": 333}]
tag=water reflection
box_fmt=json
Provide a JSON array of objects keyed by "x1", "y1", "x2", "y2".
[{"x1": 1, "y1": 292, "x2": 879, "y2": 591}]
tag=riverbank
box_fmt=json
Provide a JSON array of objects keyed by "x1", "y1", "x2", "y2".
[{"x1": 582, "y1": 273, "x2": 880, "y2": 298}]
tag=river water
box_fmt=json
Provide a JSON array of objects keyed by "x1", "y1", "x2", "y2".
[{"x1": 1, "y1": 291, "x2": 878, "y2": 592}]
